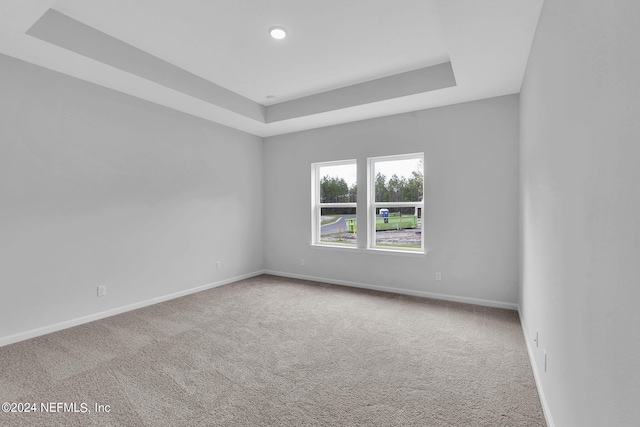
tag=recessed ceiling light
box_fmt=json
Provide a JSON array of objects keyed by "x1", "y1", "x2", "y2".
[{"x1": 269, "y1": 26, "x2": 287, "y2": 40}]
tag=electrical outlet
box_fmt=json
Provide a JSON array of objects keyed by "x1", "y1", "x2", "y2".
[
  {"x1": 97, "y1": 285, "x2": 107, "y2": 297},
  {"x1": 216, "y1": 261, "x2": 221, "y2": 270},
  {"x1": 301, "y1": 258, "x2": 305, "y2": 266},
  {"x1": 435, "y1": 272, "x2": 442, "y2": 281}
]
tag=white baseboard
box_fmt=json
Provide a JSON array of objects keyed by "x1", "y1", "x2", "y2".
[
  {"x1": 0, "y1": 270, "x2": 265, "y2": 348},
  {"x1": 1, "y1": 269, "x2": 554, "y2": 427},
  {"x1": 264, "y1": 269, "x2": 519, "y2": 310},
  {"x1": 518, "y1": 306, "x2": 555, "y2": 427}
]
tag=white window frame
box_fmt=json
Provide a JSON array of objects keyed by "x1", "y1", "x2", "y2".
[
  {"x1": 311, "y1": 159, "x2": 357, "y2": 248},
  {"x1": 367, "y1": 153, "x2": 424, "y2": 253}
]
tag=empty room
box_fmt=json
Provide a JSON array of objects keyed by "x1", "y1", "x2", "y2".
[{"x1": 1, "y1": 1, "x2": 638, "y2": 426}]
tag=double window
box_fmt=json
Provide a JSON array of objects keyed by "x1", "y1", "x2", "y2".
[{"x1": 312, "y1": 153, "x2": 424, "y2": 253}]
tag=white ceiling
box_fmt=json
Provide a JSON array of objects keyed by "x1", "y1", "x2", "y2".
[{"x1": 0, "y1": 0, "x2": 544, "y2": 137}]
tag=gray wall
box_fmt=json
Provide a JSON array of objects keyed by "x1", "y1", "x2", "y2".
[
  {"x1": 520, "y1": 0, "x2": 640, "y2": 425},
  {"x1": 264, "y1": 95, "x2": 520, "y2": 307},
  {"x1": 0, "y1": 54, "x2": 264, "y2": 343}
]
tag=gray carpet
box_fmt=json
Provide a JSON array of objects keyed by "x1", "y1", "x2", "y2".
[{"x1": 0, "y1": 275, "x2": 546, "y2": 426}]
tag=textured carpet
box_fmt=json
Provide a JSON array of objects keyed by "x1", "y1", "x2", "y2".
[{"x1": 0, "y1": 275, "x2": 546, "y2": 426}]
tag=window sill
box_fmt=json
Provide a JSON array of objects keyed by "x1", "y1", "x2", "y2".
[{"x1": 310, "y1": 244, "x2": 428, "y2": 257}]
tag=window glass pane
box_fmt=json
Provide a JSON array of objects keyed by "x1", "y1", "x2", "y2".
[
  {"x1": 319, "y1": 164, "x2": 357, "y2": 203},
  {"x1": 320, "y1": 207, "x2": 357, "y2": 245},
  {"x1": 374, "y1": 158, "x2": 423, "y2": 203},
  {"x1": 374, "y1": 206, "x2": 422, "y2": 249}
]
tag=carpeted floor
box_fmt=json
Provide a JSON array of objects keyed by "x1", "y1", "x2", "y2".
[{"x1": 0, "y1": 275, "x2": 546, "y2": 426}]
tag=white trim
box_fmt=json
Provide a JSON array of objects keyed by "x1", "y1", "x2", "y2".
[
  {"x1": 312, "y1": 242, "x2": 358, "y2": 250},
  {"x1": 368, "y1": 152, "x2": 424, "y2": 163},
  {"x1": 517, "y1": 306, "x2": 555, "y2": 427},
  {"x1": 1, "y1": 269, "x2": 552, "y2": 427},
  {"x1": 319, "y1": 203, "x2": 357, "y2": 208},
  {"x1": 310, "y1": 244, "x2": 427, "y2": 257},
  {"x1": 264, "y1": 269, "x2": 518, "y2": 310},
  {"x1": 311, "y1": 159, "x2": 358, "y2": 246},
  {"x1": 312, "y1": 158, "x2": 357, "y2": 168},
  {"x1": 371, "y1": 202, "x2": 422, "y2": 208},
  {"x1": 0, "y1": 270, "x2": 266, "y2": 348},
  {"x1": 368, "y1": 153, "x2": 425, "y2": 252}
]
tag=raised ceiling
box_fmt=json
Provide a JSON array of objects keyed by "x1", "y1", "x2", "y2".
[{"x1": 0, "y1": 0, "x2": 543, "y2": 137}]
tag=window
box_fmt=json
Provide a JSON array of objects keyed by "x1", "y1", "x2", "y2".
[
  {"x1": 311, "y1": 160, "x2": 357, "y2": 247},
  {"x1": 311, "y1": 153, "x2": 424, "y2": 253},
  {"x1": 368, "y1": 153, "x2": 424, "y2": 251}
]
